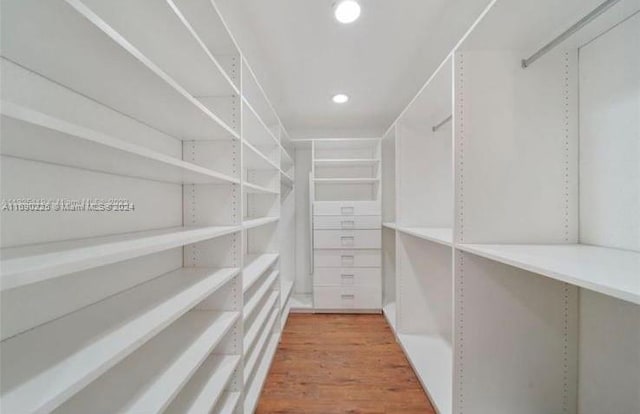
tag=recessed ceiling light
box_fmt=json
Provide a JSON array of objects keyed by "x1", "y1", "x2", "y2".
[
  {"x1": 334, "y1": 0, "x2": 361, "y2": 24},
  {"x1": 332, "y1": 94, "x2": 349, "y2": 104}
]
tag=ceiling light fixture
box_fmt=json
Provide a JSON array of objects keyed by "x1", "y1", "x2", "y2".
[
  {"x1": 334, "y1": 0, "x2": 361, "y2": 24},
  {"x1": 332, "y1": 94, "x2": 349, "y2": 104}
]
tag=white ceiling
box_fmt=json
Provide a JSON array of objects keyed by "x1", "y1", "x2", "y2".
[{"x1": 216, "y1": 0, "x2": 492, "y2": 139}]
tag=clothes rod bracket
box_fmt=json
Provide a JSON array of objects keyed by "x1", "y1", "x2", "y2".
[
  {"x1": 521, "y1": 0, "x2": 621, "y2": 68},
  {"x1": 432, "y1": 115, "x2": 452, "y2": 132}
]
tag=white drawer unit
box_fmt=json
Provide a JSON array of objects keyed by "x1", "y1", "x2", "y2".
[
  {"x1": 314, "y1": 249, "x2": 381, "y2": 268},
  {"x1": 314, "y1": 286, "x2": 382, "y2": 310},
  {"x1": 314, "y1": 267, "x2": 381, "y2": 287},
  {"x1": 313, "y1": 215, "x2": 381, "y2": 230},
  {"x1": 313, "y1": 229, "x2": 381, "y2": 249},
  {"x1": 313, "y1": 201, "x2": 381, "y2": 216}
]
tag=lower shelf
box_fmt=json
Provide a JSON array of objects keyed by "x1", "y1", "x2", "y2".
[
  {"x1": 290, "y1": 293, "x2": 313, "y2": 313},
  {"x1": 397, "y1": 334, "x2": 452, "y2": 414},
  {"x1": 215, "y1": 391, "x2": 242, "y2": 413},
  {"x1": 243, "y1": 334, "x2": 280, "y2": 414}
]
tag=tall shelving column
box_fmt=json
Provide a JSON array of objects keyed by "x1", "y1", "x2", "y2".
[
  {"x1": 311, "y1": 139, "x2": 383, "y2": 312},
  {"x1": 0, "y1": 1, "x2": 293, "y2": 413}
]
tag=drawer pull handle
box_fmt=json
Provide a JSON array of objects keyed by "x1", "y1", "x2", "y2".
[
  {"x1": 341, "y1": 220, "x2": 355, "y2": 229},
  {"x1": 341, "y1": 274, "x2": 355, "y2": 278},
  {"x1": 341, "y1": 294, "x2": 355, "y2": 300},
  {"x1": 341, "y1": 206, "x2": 355, "y2": 215},
  {"x1": 340, "y1": 236, "x2": 354, "y2": 246},
  {"x1": 341, "y1": 274, "x2": 355, "y2": 286},
  {"x1": 341, "y1": 255, "x2": 354, "y2": 266}
]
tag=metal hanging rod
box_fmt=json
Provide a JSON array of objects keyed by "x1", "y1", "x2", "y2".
[
  {"x1": 521, "y1": 0, "x2": 621, "y2": 68},
  {"x1": 432, "y1": 114, "x2": 452, "y2": 132}
]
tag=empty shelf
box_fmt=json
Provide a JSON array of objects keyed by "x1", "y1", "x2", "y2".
[
  {"x1": 458, "y1": 244, "x2": 640, "y2": 305},
  {"x1": 244, "y1": 334, "x2": 279, "y2": 414},
  {"x1": 314, "y1": 158, "x2": 380, "y2": 167},
  {"x1": 243, "y1": 181, "x2": 278, "y2": 195},
  {"x1": 0, "y1": 267, "x2": 239, "y2": 413},
  {"x1": 1, "y1": 225, "x2": 240, "y2": 292},
  {"x1": 243, "y1": 141, "x2": 280, "y2": 171},
  {"x1": 280, "y1": 171, "x2": 294, "y2": 186},
  {"x1": 242, "y1": 96, "x2": 280, "y2": 149},
  {"x1": 314, "y1": 178, "x2": 380, "y2": 184},
  {"x1": 214, "y1": 391, "x2": 242, "y2": 414},
  {"x1": 244, "y1": 292, "x2": 279, "y2": 356},
  {"x1": 290, "y1": 293, "x2": 314, "y2": 313},
  {"x1": 2, "y1": 0, "x2": 237, "y2": 140},
  {"x1": 55, "y1": 311, "x2": 239, "y2": 413},
  {"x1": 383, "y1": 222, "x2": 398, "y2": 230},
  {"x1": 281, "y1": 280, "x2": 295, "y2": 310},
  {"x1": 398, "y1": 334, "x2": 453, "y2": 414},
  {"x1": 244, "y1": 303, "x2": 279, "y2": 384},
  {"x1": 0, "y1": 103, "x2": 239, "y2": 185},
  {"x1": 165, "y1": 354, "x2": 241, "y2": 414},
  {"x1": 244, "y1": 270, "x2": 279, "y2": 322},
  {"x1": 397, "y1": 226, "x2": 453, "y2": 246},
  {"x1": 243, "y1": 254, "x2": 280, "y2": 292},
  {"x1": 243, "y1": 217, "x2": 279, "y2": 230}
]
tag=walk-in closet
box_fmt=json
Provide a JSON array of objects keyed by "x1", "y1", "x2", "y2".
[{"x1": 1, "y1": 0, "x2": 638, "y2": 413}]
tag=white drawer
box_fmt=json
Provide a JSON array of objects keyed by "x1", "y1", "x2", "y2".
[
  {"x1": 314, "y1": 249, "x2": 381, "y2": 268},
  {"x1": 313, "y1": 215, "x2": 381, "y2": 230},
  {"x1": 314, "y1": 201, "x2": 380, "y2": 216},
  {"x1": 314, "y1": 229, "x2": 381, "y2": 249},
  {"x1": 314, "y1": 286, "x2": 381, "y2": 310},
  {"x1": 314, "y1": 267, "x2": 381, "y2": 287}
]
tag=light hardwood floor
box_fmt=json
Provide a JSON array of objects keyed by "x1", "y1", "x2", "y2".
[{"x1": 256, "y1": 314, "x2": 436, "y2": 414}]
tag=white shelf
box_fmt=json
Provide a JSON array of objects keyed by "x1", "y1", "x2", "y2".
[
  {"x1": 397, "y1": 226, "x2": 453, "y2": 247},
  {"x1": 244, "y1": 270, "x2": 279, "y2": 322},
  {"x1": 56, "y1": 311, "x2": 239, "y2": 413},
  {"x1": 398, "y1": 334, "x2": 453, "y2": 414},
  {"x1": 243, "y1": 217, "x2": 279, "y2": 230},
  {"x1": 314, "y1": 177, "x2": 380, "y2": 184},
  {"x1": 0, "y1": 225, "x2": 240, "y2": 292},
  {"x1": 244, "y1": 304, "x2": 279, "y2": 384},
  {"x1": 458, "y1": 243, "x2": 640, "y2": 305},
  {"x1": 243, "y1": 254, "x2": 280, "y2": 292},
  {"x1": 244, "y1": 334, "x2": 279, "y2": 414},
  {"x1": 242, "y1": 96, "x2": 280, "y2": 148},
  {"x1": 290, "y1": 293, "x2": 314, "y2": 312},
  {"x1": 281, "y1": 147, "x2": 294, "y2": 168},
  {"x1": 243, "y1": 181, "x2": 278, "y2": 195},
  {"x1": 280, "y1": 170, "x2": 294, "y2": 187},
  {"x1": 0, "y1": 102, "x2": 239, "y2": 185},
  {"x1": 281, "y1": 281, "x2": 294, "y2": 311},
  {"x1": 382, "y1": 302, "x2": 397, "y2": 334},
  {"x1": 165, "y1": 355, "x2": 241, "y2": 414},
  {"x1": 213, "y1": 391, "x2": 242, "y2": 414},
  {"x1": 314, "y1": 158, "x2": 380, "y2": 167},
  {"x1": 383, "y1": 222, "x2": 398, "y2": 230},
  {"x1": 2, "y1": 0, "x2": 237, "y2": 140},
  {"x1": 0, "y1": 267, "x2": 239, "y2": 414},
  {"x1": 243, "y1": 141, "x2": 280, "y2": 171},
  {"x1": 244, "y1": 292, "x2": 279, "y2": 357}
]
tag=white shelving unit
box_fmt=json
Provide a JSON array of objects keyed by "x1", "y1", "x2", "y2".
[
  {"x1": 380, "y1": 1, "x2": 640, "y2": 413},
  {"x1": 0, "y1": 1, "x2": 294, "y2": 412}
]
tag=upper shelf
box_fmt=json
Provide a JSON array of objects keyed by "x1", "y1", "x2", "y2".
[
  {"x1": 1, "y1": 0, "x2": 237, "y2": 140},
  {"x1": 458, "y1": 243, "x2": 640, "y2": 305},
  {"x1": 0, "y1": 266, "x2": 239, "y2": 413},
  {"x1": 0, "y1": 225, "x2": 240, "y2": 292},
  {"x1": 1, "y1": 102, "x2": 239, "y2": 185},
  {"x1": 314, "y1": 178, "x2": 380, "y2": 184},
  {"x1": 314, "y1": 159, "x2": 380, "y2": 167}
]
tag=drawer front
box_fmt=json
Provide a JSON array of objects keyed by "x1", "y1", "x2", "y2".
[
  {"x1": 314, "y1": 201, "x2": 380, "y2": 216},
  {"x1": 314, "y1": 267, "x2": 381, "y2": 287},
  {"x1": 314, "y1": 249, "x2": 381, "y2": 268},
  {"x1": 313, "y1": 215, "x2": 381, "y2": 230},
  {"x1": 314, "y1": 229, "x2": 381, "y2": 249},
  {"x1": 314, "y1": 286, "x2": 381, "y2": 310}
]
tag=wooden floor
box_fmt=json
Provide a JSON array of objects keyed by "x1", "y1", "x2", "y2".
[{"x1": 256, "y1": 314, "x2": 436, "y2": 414}]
